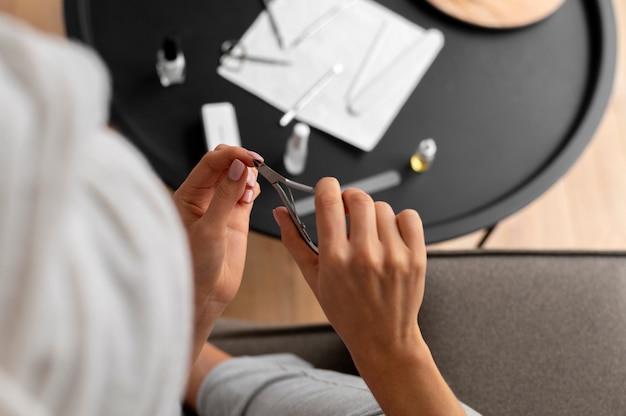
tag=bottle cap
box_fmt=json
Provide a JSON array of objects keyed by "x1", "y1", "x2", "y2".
[
  {"x1": 293, "y1": 123, "x2": 311, "y2": 139},
  {"x1": 417, "y1": 138, "x2": 437, "y2": 160},
  {"x1": 163, "y1": 36, "x2": 181, "y2": 61}
]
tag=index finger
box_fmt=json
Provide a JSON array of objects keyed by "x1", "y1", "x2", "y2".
[
  {"x1": 175, "y1": 146, "x2": 262, "y2": 208},
  {"x1": 183, "y1": 146, "x2": 262, "y2": 191},
  {"x1": 314, "y1": 177, "x2": 347, "y2": 252}
]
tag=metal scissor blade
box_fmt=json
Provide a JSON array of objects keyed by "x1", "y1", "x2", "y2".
[
  {"x1": 243, "y1": 56, "x2": 291, "y2": 66},
  {"x1": 253, "y1": 160, "x2": 283, "y2": 184},
  {"x1": 253, "y1": 160, "x2": 314, "y2": 193}
]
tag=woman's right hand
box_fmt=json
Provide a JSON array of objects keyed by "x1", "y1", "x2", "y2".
[
  {"x1": 274, "y1": 177, "x2": 466, "y2": 416},
  {"x1": 273, "y1": 177, "x2": 427, "y2": 359}
]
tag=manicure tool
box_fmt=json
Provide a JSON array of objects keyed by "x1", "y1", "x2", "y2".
[
  {"x1": 294, "y1": 170, "x2": 402, "y2": 217},
  {"x1": 253, "y1": 160, "x2": 319, "y2": 254},
  {"x1": 289, "y1": 0, "x2": 358, "y2": 49},
  {"x1": 279, "y1": 63, "x2": 344, "y2": 126},
  {"x1": 345, "y1": 21, "x2": 388, "y2": 103},
  {"x1": 347, "y1": 29, "x2": 444, "y2": 115},
  {"x1": 220, "y1": 40, "x2": 291, "y2": 71},
  {"x1": 260, "y1": 0, "x2": 285, "y2": 49}
]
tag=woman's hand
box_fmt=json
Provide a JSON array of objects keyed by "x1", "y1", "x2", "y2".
[
  {"x1": 274, "y1": 178, "x2": 466, "y2": 415},
  {"x1": 274, "y1": 177, "x2": 426, "y2": 354},
  {"x1": 173, "y1": 145, "x2": 261, "y2": 361}
]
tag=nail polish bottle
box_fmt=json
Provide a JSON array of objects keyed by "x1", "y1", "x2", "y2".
[
  {"x1": 283, "y1": 123, "x2": 311, "y2": 176},
  {"x1": 156, "y1": 35, "x2": 186, "y2": 87},
  {"x1": 410, "y1": 138, "x2": 437, "y2": 172}
]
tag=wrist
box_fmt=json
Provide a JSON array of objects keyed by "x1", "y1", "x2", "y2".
[
  {"x1": 346, "y1": 322, "x2": 427, "y2": 361},
  {"x1": 348, "y1": 332, "x2": 465, "y2": 416},
  {"x1": 349, "y1": 329, "x2": 432, "y2": 374},
  {"x1": 191, "y1": 298, "x2": 227, "y2": 362}
]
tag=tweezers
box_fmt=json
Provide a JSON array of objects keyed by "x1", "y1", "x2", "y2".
[{"x1": 253, "y1": 160, "x2": 319, "y2": 254}]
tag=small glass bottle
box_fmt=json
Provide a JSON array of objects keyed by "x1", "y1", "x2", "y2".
[
  {"x1": 156, "y1": 35, "x2": 186, "y2": 87},
  {"x1": 410, "y1": 138, "x2": 437, "y2": 172},
  {"x1": 283, "y1": 123, "x2": 311, "y2": 176}
]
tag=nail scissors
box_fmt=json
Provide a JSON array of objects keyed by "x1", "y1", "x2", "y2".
[
  {"x1": 253, "y1": 160, "x2": 319, "y2": 254},
  {"x1": 220, "y1": 40, "x2": 291, "y2": 71}
]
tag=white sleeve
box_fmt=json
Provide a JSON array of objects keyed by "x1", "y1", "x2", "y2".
[{"x1": 0, "y1": 14, "x2": 192, "y2": 416}]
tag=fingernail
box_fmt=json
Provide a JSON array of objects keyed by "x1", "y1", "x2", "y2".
[
  {"x1": 247, "y1": 150, "x2": 264, "y2": 162},
  {"x1": 247, "y1": 168, "x2": 257, "y2": 187},
  {"x1": 228, "y1": 159, "x2": 246, "y2": 181},
  {"x1": 242, "y1": 189, "x2": 254, "y2": 204},
  {"x1": 272, "y1": 208, "x2": 280, "y2": 225}
]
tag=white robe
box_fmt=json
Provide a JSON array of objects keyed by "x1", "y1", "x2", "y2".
[{"x1": 0, "y1": 14, "x2": 192, "y2": 416}]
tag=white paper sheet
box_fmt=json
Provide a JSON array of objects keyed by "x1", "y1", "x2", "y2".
[{"x1": 218, "y1": 0, "x2": 444, "y2": 151}]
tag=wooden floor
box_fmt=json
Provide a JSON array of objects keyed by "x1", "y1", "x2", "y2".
[
  {"x1": 224, "y1": 0, "x2": 626, "y2": 325},
  {"x1": 6, "y1": 0, "x2": 624, "y2": 325}
]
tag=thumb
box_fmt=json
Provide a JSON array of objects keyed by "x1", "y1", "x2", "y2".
[{"x1": 273, "y1": 207, "x2": 319, "y2": 287}]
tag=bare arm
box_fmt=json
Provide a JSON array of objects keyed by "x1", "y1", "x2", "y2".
[
  {"x1": 349, "y1": 334, "x2": 465, "y2": 416},
  {"x1": 184, "y1": 343, "x2": 231, "y2": 411},
  {"x1": 274, "y1": 178, "x2": 465, "y2": 416}
]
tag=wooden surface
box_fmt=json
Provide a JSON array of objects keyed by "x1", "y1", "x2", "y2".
[
  {"x1": 426, "y1": 0, "x2": 567, "y2": 29},
  {"x1": 3, "y1": 0, "x2": 625, "y2": 325},
  {"x1": 2, "y1": 0, "x2": 65, "y2": 35}
]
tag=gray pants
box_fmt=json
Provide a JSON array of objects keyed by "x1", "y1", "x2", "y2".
[{"x1": 196, "y1": 353, "x2": 481, "y2": 416}]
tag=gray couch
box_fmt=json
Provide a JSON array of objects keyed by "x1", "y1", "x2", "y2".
[{"x1": 209, "y1": 251, "x2": 626, "y2": 416}]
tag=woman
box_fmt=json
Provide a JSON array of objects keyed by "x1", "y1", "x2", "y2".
[{"x1": 0, "y1": 7, "x2": 479, "y2": 415}]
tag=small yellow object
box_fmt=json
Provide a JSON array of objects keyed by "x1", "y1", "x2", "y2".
[
  {"x1": 410, "y1": 138, "x2": 437, "y2": 173},
  {"x1": 410, "y1": 154, "x2": 430, "y2": 172}
]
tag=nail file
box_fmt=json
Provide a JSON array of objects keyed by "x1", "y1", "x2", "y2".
[
  {"x1": 201, "y1": 102, "x2": 242, "y2": 150},
  {"x1": 345, "y1": 21, "x2": 388, "y2": 102},
  {"x1": 289, "y1": 0, "x2": 358, "y2": 49},
  {"x1": 279, "y1": 64, "x2": 344, "y2": 127},
  {"x1": 294, "y1": 170, "x2": 402, "y2": 217}
]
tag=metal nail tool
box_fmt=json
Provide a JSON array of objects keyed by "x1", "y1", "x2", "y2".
[
  {"x1": 220, "y1": 39, "x2": 291, "y2": 71},
  {"x1": 253, "y1": 160, "x2": 319, "y2": 254},
  {"x1": 279, "y1": 63, "x2": 344, "y2": 126},
  {"x1": 289, "y1": 0, "x2": 358, "y2": 49},
  {"x1": 345, "y1": 21, "x2": 388, "y2": 103},
  {"x1": 294, "y1": 170, "x2": 402, "y2": 217},
  {"x1": 347, "y1": 29, "x2": 444, "y2": 115},
  {"x1": 260, "y1": 0, "x2": 285, "y2": 49}
]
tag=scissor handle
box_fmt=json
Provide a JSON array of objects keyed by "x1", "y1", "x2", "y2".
[
  {"x1": 284, "y1": 178, "x2": 315, "y2": 194},
  {"x1": 271, "y1": 182, "x2": 318, "y2": 254},
  {"x1": 221, "y1": 39, "x2": 241, "y2": 54},
  {"x1": 219, "y1": 40, "x2": 291, "y2": 72},
  {"x1": 254, "y1": 160, "x2": 319, "y2": 254},
  {"x1": 254, "y1": 160, "x2": 315, "y2": 192},
  {"x1": 220, "y1": 40, "x2": 245, "y2": 71}
]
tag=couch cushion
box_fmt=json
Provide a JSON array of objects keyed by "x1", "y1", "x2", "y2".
[{"x1": 421, "y1": 251, "x2": 626, "y2": 416}]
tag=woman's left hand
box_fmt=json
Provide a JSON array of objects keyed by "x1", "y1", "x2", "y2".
[{"x1": 173, "y1": 145, "x2": 261, "y2": 359}]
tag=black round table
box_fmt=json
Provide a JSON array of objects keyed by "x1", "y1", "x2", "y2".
[{"x1": 64, "y1": 0, "x2": 616, "y2": 244}]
